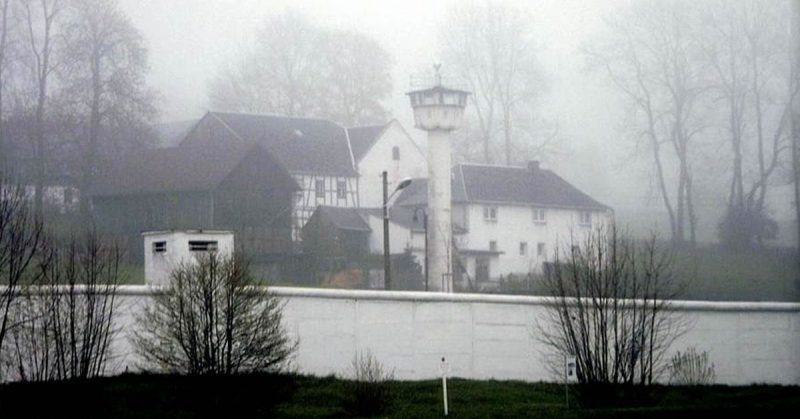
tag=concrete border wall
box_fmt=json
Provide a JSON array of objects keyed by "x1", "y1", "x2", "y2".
[{"x1": 8, "y1": 286, "x2": 800, "y2": 384}]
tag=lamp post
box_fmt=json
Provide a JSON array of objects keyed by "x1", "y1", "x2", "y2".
[
  {"x1": 413, "y1": 207, "x2": 428, "y2": 291},
  {"x1": 383, "y1": 172, "x2": 412, "y2": 290}
]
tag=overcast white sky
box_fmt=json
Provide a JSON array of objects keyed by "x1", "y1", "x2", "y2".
[{"x1": 118, "y1": 0, "x2": 627, "y2": 190}]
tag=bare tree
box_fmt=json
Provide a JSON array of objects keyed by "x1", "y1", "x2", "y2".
[
  {"x1": 0, "y1": 179, "x2": 43, "y2": 365},
  {"x1": 586, "y1": 0, "x2": 707, "y2": 247},
  {"x1": 133, "y1": 253, "x2": 296, "y2": 375},
  {"x1": 791, "y1": 0, "x2": 800, "y2": 266},
  {"x1": 538, "y1": 227, "x2": 686, "y2": 385},
  {"x1": 701, "y1": 0, "x2": 792, "y2": 249},
  {"x1": 19, "y1": 0, "x2": 63, "y2": 217},
  {"x1": 59, "y1": 0, "x2": 156, "y2": 221},
  {"x1": 2, "y1": 231, "x2": 121, "y2": 381},
  {"x1": 0, "y1": 0, "x2": 14, "y2": 173},
  {"x1": 440, "y1": 0, "x2": 552, "y2": 165},
  {"x1": 208, "y1": 11, "x2": 391, "y2": 126}
]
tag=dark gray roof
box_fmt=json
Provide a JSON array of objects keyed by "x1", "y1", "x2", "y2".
[
  {"x1": 313, "y1": 206, "x2": 371, "y2": 232},
  {"x1": 358, "y1": 207, "x2": 467, "y2": 234},
  {"x1": 395, "y1": 163, "x2": 608, "y2": 210},
  {"x1": 90, "y1": 142, "x2": 261, "y2": 197},
  {"x1": 347, "y1": 124, "x2": 386, "y2": 162},
  {"x1": 204, "y1": 112, "x2": 356, "y2": 176}
]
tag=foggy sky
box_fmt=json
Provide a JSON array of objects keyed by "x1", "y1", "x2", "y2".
[{"x1": 117, "y1": 0, "x2": 797, "y2": 244}]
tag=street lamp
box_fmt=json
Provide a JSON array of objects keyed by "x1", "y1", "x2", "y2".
[
  {"x1": 383, "y1": 172, "x2": 412, "y2": 290},
  {"x1": 412, "y1": 207, "x2": 428, "y2": 291}
]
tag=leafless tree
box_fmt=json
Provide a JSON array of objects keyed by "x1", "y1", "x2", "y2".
[
  {"x1": 0, "y1": 0, "x2": 14, "y2": 173},
  {"x1": 701, "y1": 0, "x2": 792, "y2": 249},
  {"x1": 440, "y1": 0, "x2": 553, "y2": 165},
  {"x1": 58, "y1": 0, "x2": 156, "y2": 221},
  {"x1": 19, "y1": 0, "x2": 63, "y2": 217},
  {"x1": 0, "y1": 179, "x2": 43, "y2": 366},
  {"x1": 208, "y1": 11, "x2": 391, "y2": 126},
  {"x1": 586, "y1": 0, "x2": 707, "y2": 247},
  {"x1": 133, "y1": 252, "x2": 296, "y2": 375},
  {"x1": 538, "y1": 227, "x2": 686, "y2": 385},
  {"x1": 791, "y1": 0, "x2": 800, "y2": 267},
  {"x1": 2, "y1": 231, "x2": 121, "y2": 381}
]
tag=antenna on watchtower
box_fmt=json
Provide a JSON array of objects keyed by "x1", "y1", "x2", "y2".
[{"x1": 434, "y1": 63, "x2": 442, "y2": 86}]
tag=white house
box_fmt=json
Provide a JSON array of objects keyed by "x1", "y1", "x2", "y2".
[
  {"x1": 177, "y1": 113, "x2": 427, "y2": 241},
  {"x1": 393, "y1": 161, "x2": 613, "y2": 285},
  {"x1": 143, "y1": 230, "x2": 235, "y2": 285}
]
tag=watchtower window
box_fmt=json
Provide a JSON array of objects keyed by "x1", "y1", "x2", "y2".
[
  {"x1": 152, "y1": 241, "x2": 167, "y2": 254},
  {"x1": 392, "y1": 146, "x2": 400, "y2": 160},
  {"x1": 189, "y1": 240, "x2": 218, "y2": 252}
]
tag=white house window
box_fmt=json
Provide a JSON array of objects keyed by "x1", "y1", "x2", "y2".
[
  {"x1": 189, "y1": 240, "x2": 218, "y2": 252},
  {"x1": 579, "y1": 211, "x2": 592, "y2": 226},
  {"x1": 519, "y1": 242, "x2": 528, "y2": 256},
  {"x1": 489, "y1": 240, "x2": 497, "y2": 252},
  {"x1": 336, "y1": 180, "x2": 347, "y2": 199},
  {"x1": 315, "y1": 179, "x2": 325, "y2": 199},
  {"x1": 392, "y1": 146, "x2": 400, "y2": 160},
  {"x1": 532, "y1": 208, "x2": 546, "y2": 223},
  {"x1": 483, "y1": 206, "x2": 498, "y2": 222},
  {"x1": 152, "y1": 241, "x2": 167, "y2": 254},
  {"x1": 537, "y1": 242, "x2": 546, "y2": 257}
]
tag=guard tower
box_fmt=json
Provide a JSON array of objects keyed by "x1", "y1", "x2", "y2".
[
  {"x1": 407, "y1": 66, "x2": 469, "y2": 292},
  {"x1": 143, "y1": 230, "x2": 234, "y2": 286}
]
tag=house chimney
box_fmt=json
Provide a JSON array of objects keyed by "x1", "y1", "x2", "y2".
[{"x1": 527, "y1": 160, "x2": 540, "y2": 172}]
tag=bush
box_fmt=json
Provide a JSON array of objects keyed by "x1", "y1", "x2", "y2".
[
  {"x1": 669, "y1": 347, "x2": 715, "y2": 385},
  {"x1": 133, "y1": 252, "x2": 296, "y2": 374},
  {"x1": 343, "y1": 350, "x2": 394, "y2": 416},
  {"x1": 538, "y1": 227, "x2": 686, "y2": 386}
]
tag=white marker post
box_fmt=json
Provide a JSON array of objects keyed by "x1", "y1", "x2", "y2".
[
  {"x1": 564, "y1": 354, "x2": 577, "y2": 408},
  {"x1": 440, "y1": 357, "x2": 449, "y2": 416}
]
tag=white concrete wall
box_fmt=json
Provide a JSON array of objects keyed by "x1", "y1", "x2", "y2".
[
  {"x1": 461, "y1": 204, "x2": 613, "y2": 277},
  {"x1": 98, "y1": 287, "x2": 800, "y2": 385},
  {"x1": 357, "y1": 121, "x2": 428, "y2": 208}
]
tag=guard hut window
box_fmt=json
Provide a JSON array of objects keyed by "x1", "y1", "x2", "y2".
[
  {"x1": 152, "y1": 241, "x2": 167, "y2": 254},
  {"x1": 392, "y1": 146, "x2": 400, "y2": 161},
  {"x1": 189, "y1": 240, "x2": 218, "y2": 252},
  {"x1": 336, "y1": 180, "x2": 347, "y2": 199}
]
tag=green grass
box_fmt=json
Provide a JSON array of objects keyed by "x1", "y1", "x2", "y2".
[
  {"x1": 671, "y1": 246, "x2": 799, "y2": 301},
  {"x1": 0, "y1": 374, "x2": 797, "y2": 418}
]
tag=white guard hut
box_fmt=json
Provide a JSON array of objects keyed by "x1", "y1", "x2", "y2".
[{"x1": 143, "y1": 230, "x2": 235, "y2": 286}]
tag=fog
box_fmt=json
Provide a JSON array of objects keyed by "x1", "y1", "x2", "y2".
[{"x1": 1, "y1": 0, "x2": 798, "y2": 299}]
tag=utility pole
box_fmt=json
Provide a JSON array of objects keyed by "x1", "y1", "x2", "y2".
[{"x1": 383, "y1": 170, "x2": 391, "y2": 290}]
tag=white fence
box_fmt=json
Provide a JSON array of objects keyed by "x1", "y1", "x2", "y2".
[{"x1": 100, "y1": 286, "x2": 800, "y2": 385}]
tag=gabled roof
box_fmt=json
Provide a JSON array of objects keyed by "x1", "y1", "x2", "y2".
[
  {"x1": 90, "y1": 142, "x2": 271, "y2": 197},
  {"x1": 197, "y1": 112, "x2": 357, "y2": 176},
  {"x1": 358, "y1": 207, "x2": 467, "y2": 234},
  {"x1": 395, "y1": 163, "x2": 609, "y2": 210},
  {"x1": 310, "y1": 206, "x2": 371, "y2": 232},
  {"x1": 347, "y1": 124, "x2": 387, "y2": 162}
]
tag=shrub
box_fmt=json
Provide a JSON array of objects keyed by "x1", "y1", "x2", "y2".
[
  {"x1": 669, "y1": 347, "x2": 716, "y2": 385},
  {"x1": 538, "y1": 227, "x2": 687, "y2": 385},
  {"x1": 344, "y1": 350, "x2": 394, "y2": 416},
  {"x1": 133, "y1": 252, "x2": 296, "y2": 374}
]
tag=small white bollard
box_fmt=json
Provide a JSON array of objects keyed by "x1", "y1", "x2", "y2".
[
  {"x1": 440, "y1": 356, "x2": 449, "y2": 416},
  {"x1": 564, "y1": 354, "x2": 577, "y2": 408}
]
